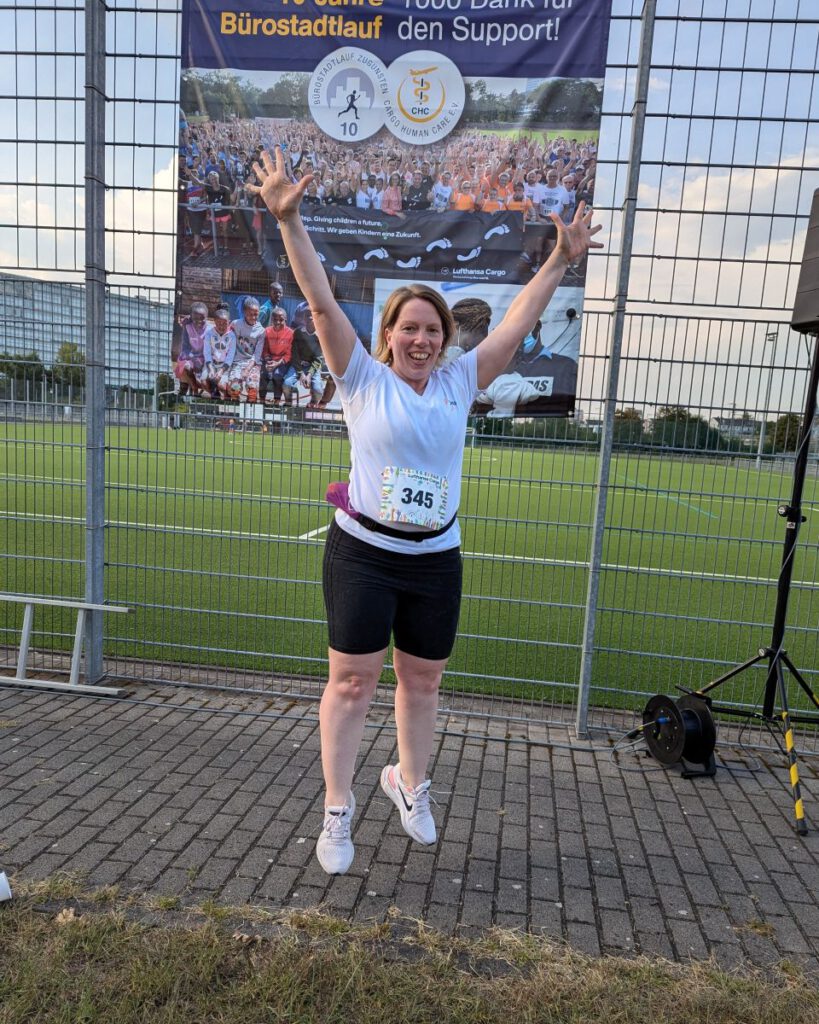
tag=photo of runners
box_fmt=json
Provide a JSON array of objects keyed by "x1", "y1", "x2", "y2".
[{"x1": 174, "y1": 8, "x2": 606, "y2": 417}]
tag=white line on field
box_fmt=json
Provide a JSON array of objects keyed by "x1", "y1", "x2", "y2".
[
  {"x1": 299, "y1": 524, "x2": 330, "y2": 539},
  {"x1": 460, "y1": 549, "x2": 818, "y2": 589},
  {"x1": 620, "y1": 474, "x2": 719, "y2": 519},
  {"x1": 0, "y1": 508, "x2": 297, "y2": 543},
  {"x1": 0, "y1": 473, "x2": 792, "y2": 507},
  {"x1": 0, "y1": 474, "x2": 314, "y2": 505},
  {"x1": 3, "y1": 508, "x2": 815, "y2": 591}
]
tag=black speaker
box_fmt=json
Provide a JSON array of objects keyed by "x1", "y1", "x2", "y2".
[{"x1": 792, "y1": 188, "x2": 819, "y2": 334}]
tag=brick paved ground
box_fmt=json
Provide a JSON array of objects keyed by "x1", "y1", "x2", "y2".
[{"x1": 1, "y1": 683, "x2": 818, "y2": 973}]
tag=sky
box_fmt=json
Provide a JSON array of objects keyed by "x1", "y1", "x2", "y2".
[{"x1": 1, "y1": 0, "x2": 818, "y2": 417}]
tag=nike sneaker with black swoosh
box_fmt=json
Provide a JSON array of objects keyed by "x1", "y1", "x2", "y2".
[{"x1": 380, "y1": 764, "x2": 436, "y2": 845}]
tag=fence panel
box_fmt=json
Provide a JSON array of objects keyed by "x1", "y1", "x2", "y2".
[{"x1": 0, "y1": 0, "x2": 817, "y2": 750}]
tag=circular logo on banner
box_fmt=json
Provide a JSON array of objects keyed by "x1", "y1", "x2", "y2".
[
  {"x1": 384, "y1": 51, "x2": 465, "y2": 146},
  {"x1": 308, "y1": 48, "x2": 388, "y2": 143}
]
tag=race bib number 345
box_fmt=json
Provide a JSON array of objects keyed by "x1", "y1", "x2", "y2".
[{"x1": 379, "y1": 466, "x2": 448, "y2": 530}]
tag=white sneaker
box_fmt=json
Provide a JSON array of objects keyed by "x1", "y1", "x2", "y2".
[
  {"x1": 316, "y1": 791, "x2": 356, "y2": 875},
  {"x1": 380, "y1": 764, "x2": 436, "y2": 845}
]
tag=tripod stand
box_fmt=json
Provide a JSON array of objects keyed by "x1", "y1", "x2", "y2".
[{"x1": 690, "y1": 329, "x2": 819, "y2": 836}]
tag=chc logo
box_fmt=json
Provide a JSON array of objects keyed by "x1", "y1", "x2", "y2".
[
  {"x1": 385, "y1": 50, "x2": 465, "y2": 145},
  {"x1": 396, "y1": 64, "x2": 446, "y2": 124}
]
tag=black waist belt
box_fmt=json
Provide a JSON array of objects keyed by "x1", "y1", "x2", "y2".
[{"x1": 354, "y1": 512, "x2": 457, "y2": 543}]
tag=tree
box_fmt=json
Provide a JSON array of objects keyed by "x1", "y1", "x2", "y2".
[
  {"x1": 0, "y1": 350, "x2": 46, "y2": 399},
  {"x1": 612, "y1": 407, "x2": 645, "y2": 446},
  {"x1": 528, "y1": 79, "x2": 603, "y2": 126},
  {"x1": 649, "y1": 405, "x2": 721, "y2": 451},
  {"x1": 181, "y1": 70, "x2": 263, "y2": 120},
  {"x1": 770, "y1": 413, "x2": 801, "y2": 454},
  {"x1": 156, "y1": 372, "x2": 175, "y2": 411},
  {"x1": 261, "y1": 74, "x2": 309, "y2": 119},
  {"x1": 52, "y1": 341, "x2": 85, "y2": 389}
]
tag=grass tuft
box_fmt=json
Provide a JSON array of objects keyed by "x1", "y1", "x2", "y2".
[
  {"x1": 745, "y1": 919, "x2": 778, "y2": 938},
  {"x1": 0, "y1": 883, "x2": 816, "y2": 1024},
  {"x1": 16, "y1": 871, "x2": 88, "y2": 903}
]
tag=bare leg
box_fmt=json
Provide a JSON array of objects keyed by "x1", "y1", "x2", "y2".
[
  {"x1": 320, "y1": 647, "x2": 386, "y2": 807},
  {"x1": 393, "y1": 648, "x2": 446, "y2": 789}
]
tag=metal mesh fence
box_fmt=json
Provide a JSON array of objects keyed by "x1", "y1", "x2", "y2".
[{"x1": 0, "y1": 0, "x2": 817, "y2": 750}]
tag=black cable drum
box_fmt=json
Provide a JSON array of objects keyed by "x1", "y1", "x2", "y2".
[{"x1": 642, "y1": 693, "x2": 716, "y2": 767}]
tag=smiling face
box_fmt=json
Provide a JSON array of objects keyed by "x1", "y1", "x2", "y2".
[{"x1": 384, "y1": 297, "x2": 446, "y2": 394}]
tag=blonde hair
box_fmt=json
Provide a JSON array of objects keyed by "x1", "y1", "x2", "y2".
[{"x1": 374, "y1": 285, "x2": 456, "y2": 367}]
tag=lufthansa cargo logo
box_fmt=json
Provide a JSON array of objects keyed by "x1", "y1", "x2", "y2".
[{"x1": 386, "y1": 51, "x2": 464, "y2": 145}]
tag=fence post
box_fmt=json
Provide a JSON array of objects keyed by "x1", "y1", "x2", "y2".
[
  {"x1": 575, "y1": 0, "x2": 657, "y2": 737},
  {"x1": 84, "y1": 0, "x2": 106, "y2": 683}
]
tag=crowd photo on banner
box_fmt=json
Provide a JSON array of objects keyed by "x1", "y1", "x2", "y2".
[{"x1": 173, "y1": 39, "x2": 604, "y2": 419}]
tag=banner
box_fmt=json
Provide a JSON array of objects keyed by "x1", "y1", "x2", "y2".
[{"x1": 174, "y1": 0, "x2": 612, "y2": 417}]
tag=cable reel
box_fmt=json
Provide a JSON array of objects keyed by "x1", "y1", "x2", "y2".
[{"x1": 642, "y1": 693, "x2": 717, "y2": 778}]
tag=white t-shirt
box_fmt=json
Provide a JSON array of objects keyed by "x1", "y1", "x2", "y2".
[
  {"x1": 431, "y1": 181, "x2": 454, "y2": 211},
  {"x1": 332, "y1": 341, "x2": 479, "y2": 554},
  {"x1": 539, "y1": 186, "x2": 570, "y2": 217},
  {"x1": 523, "y1": 181, "x2": 547, "y2": 208}
]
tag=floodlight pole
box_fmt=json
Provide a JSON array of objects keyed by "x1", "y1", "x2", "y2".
[
  {"x1": 84, "y1": 0, "x2": 106, "y2": 684},
  {"x1": 576, "y1": 0, "x2": 657, "y2": 737}
]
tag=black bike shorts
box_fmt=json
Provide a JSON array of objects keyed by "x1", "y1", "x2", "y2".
[{"x1": 322, "y1": 520, "x2": 463, "y2": 661}]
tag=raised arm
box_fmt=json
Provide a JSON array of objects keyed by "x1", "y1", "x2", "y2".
[
  {"x1": 475, "y1": 203, "x2": 602, "y2": 389},
  {"x1": 250, "y1": 147, "x2": 356, "y2": 377}
]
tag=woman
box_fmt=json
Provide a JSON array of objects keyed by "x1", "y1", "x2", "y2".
[
  {"x1": 201, "y1": 305, "x2": 236, "y2": 399},
  {"x1": 381, "y1": 172, "x2": 404, "y2": 216},
  {"x1": 174, "y1": 301, "x2": 209, "y2": 397},
  {"x1": 205, "y1": 171, "x2": 232, "y2": 245},
  {"x1": 181, "y1": 167, "x2": 208, "y2": 257},
  {"x1": 301, "y1": 180, "x2": 323, "y2": 207},
  {"x1": 251, "y1": 148, "x2": 602, "y2": 875},
  {"x1": 451, "y1": 179, "x2": 479, "y2": 212}
]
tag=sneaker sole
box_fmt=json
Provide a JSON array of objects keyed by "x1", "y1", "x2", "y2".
[{"x1": 379, "y1": 766, "x2": 435, "y2": 846}]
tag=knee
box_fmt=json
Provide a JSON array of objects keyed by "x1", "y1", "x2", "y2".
[
  {"x1": 328, "y1": 672, "x2": 378, "y2": 705},
  {"x1": 397, "y1": 669, "x2": 442, "y2": 699}
]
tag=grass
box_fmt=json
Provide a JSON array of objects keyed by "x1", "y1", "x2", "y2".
[
  {"x1": 1, "y1": 421, "x2": 818, "y2": 712},
  {"x1": 1, "y1": 880, "x2": 817, "y2": 1024}
]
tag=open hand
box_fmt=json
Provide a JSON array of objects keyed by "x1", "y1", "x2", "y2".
[
  {"x1": 550, "y1": 202, "x2": 603, "y2": 267},
  {"x1": 248, "y1": 147, "x2": 312, "y2": 223}
]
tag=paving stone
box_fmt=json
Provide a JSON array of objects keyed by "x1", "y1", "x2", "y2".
[
  {"x1": 461, "y1": 890, "x2": 493, "y2": 928},
  {"x1": 530, "y1": 899, "x2": 564, "y2": 938},
  {"x1": 469, "y1": 831, "x2": 498, "y2": 861},
  {"x1": 670, "y1": 919, "x2": 709, "y2": 959},
  {"x1": 636, "y1": 930, "x2": 675, "y2": 958},
  {"x1": 563, "y1": 886, "x2": 596, "y2": 925},
  {"x1": 566, "y1": 920, "x2": 600, "y2": 956},
  {"x1": 592, "y1": 874, "x2": 625, "y2": 909},
  {"x1": 425, "y1": 902, "x2": 458, "y2": 934},
  {"x1": 2, "y1": 687, "x2": 818, "y2": 974},
  {"x1": 325, "y1": 873, "x2": 363, "y2": 912},
  {"x1": 600, "y1": 907, "x2": 634, "y2": 951},
  {"x1": 257, "y1": 865, "x2": 300, "y2": 900},
  {"x1": 465, "y1": 858, "x2": 496, "y2": 892}
]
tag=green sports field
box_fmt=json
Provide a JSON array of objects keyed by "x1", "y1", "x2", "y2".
[{"x1": 1, "y1": 421, "x2": 817, "y2": 714}]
